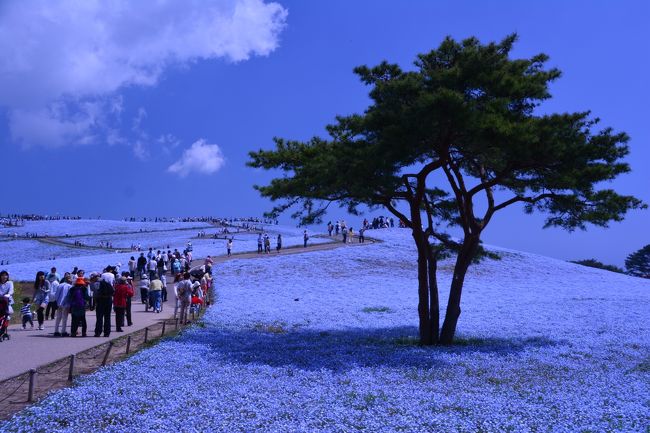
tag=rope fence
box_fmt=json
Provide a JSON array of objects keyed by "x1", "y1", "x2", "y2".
[
  {"x1": 0, "y1": 312, "x2": 202, "y2": 418},
  {"x1": 0, "y1": 376, "x2": 28, "y2": 404}
]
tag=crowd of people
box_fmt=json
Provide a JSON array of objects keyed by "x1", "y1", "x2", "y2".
[
  {"x1": 0, "y1": 247, "x2": 213, "y2": 340},
  {"x1": 256, "y1": 233, "x2": 283, "y2": 254}
]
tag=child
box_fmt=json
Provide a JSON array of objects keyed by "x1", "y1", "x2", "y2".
[{"x1": 21, "y1": 297, "x2": 34, "y2": 329}]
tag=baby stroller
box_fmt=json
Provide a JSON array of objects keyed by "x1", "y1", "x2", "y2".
[{"x1": 0, "y1": 297, "x2": 11, "y2": 342}]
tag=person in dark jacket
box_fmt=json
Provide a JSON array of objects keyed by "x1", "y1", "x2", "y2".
[
  {"x1": 67, "y1": 277, "x2": 90, "y2": 337},
  {"x1": 94, "y1": 276, "x2": 114, "y2": 337},
  {"x1": 136, "y1": 253, "x2": 147, "y2": 279}
]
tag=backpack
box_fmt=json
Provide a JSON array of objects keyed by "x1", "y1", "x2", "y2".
[{"x1": 98, "y1": 280, "x2": 114, "y2": 298}]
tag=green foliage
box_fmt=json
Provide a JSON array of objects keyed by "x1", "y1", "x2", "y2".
[
  {"x1": 625, "y1": 244, "x2": 650, "y2": 278},
  {"x1": 248, "y1": 34, "x2": 646, "y2": 343},
  {"x1": 248, "y1": 34, "x2": 644, "y2": 235},
  {"x1": 570, "y1": 259, "x2": 624, "y2": 274}
]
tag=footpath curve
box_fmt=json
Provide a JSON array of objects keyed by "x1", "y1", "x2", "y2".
[{"x1": 0, "y1": 234, "x2": 376, "y2": 382}]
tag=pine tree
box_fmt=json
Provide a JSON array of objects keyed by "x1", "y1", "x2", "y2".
[
  {"x1": 625, "y1": 245, "x2": 650, "y2": 278},
  {"x1": 248, "y1": 35, "x2": 646, "y2": 344}
]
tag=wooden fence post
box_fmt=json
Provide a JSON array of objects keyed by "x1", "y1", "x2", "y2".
[
  {"x1": 27, "y1": 369, "x2": 36, "y2": 402},
  {"x1": 102, "y1": 342, "x2": 114, "y2": 367},
  {"x1": 67, "y1": 355, "x2": 75, "y2": 382}
]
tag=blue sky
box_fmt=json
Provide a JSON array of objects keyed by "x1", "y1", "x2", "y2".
[{"x1": 0, "y1": 0, "x2": 648, "y2": 266}]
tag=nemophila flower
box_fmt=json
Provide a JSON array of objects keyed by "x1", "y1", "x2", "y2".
[
  {"x1": 3, "y1": 221, "x2": 330, "y2": 280},
  {"x1": 2, "y1": 228, "x2": 649, "y2": 432}
]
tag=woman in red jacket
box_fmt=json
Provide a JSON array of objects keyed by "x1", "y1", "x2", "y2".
[{"x1": 113, "y1": 277, "x2": 133, "y2": 332}]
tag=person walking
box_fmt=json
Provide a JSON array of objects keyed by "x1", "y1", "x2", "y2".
[
  {"x1": 303, "y1": 230, "x2": 309, "y2": 248},
  {"x1": 147, "y1": 257, "x2": 157, "y2": 281},
  {"x1": 113, "y1": 277, "x2": 132, "y2": 332},
  {"x1": 136, "y1": 253, "x2": 147, "y2": 278},
  {"x1": 148, "y1": 276, "x2": 163, "y2": 313},
  {"x1": 20, "y1": 297, "x2": 34, "y2": 330},
  {"x1": 94, "y1": 275, "x2": 114, "y2": 337},
  {"x1": 227, "y1": 238, "x2": 233, "y2": 257},
  {"x1": 67, "y1": 276, "x2": 90, "y2": 337},
  {"x1": 32, "y1": 271, "x2": 51, "y2": 330},
  {"x1": 45, "y1": 280, "x2": 59, "y2": 319},
  {"x1": 157, "y1": 255, "x2": 166, "y2": 279},
  {"x1": 276, "y1": 234, "x2": 282, "y2": 253},
  {"x1": 257, "y1": 234, "x2": 263, "y2": 254},
  {"x1": 53, "y1": 273, "x2": 72, "y2": 337},
  {"x1": 176, "y1": 272, "x2": 193, "y2": 325},
  {"x1": 138, "y1": 274, "x2": 150, "y2": 304},
  {"x1": 124, "y1": 273, "x2": 134, "y2": 326},
  {"x1": 128, "y1": 256, "x2": 137, "y2": 278}
]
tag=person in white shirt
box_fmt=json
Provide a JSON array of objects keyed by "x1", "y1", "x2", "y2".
[
  {"x1": 0, "y1": 270, "x2": 15, "y2": 320},
  {"x1": 53, "y1": 273, "x2": 72, "y2": 337}
]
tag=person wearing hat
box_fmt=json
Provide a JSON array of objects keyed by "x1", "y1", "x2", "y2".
[
  {"x1": 66, "y1": 273, "x2": 90, "y2": 337},
  {"x1": 138, "y1": 273, "x2": 150, "y2": 304},
  {"x1": 176, "y1": 272, "x2": 193, "y2": 325}
]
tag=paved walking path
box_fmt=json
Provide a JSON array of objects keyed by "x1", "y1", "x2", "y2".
[{"x1": 0, "y1": 235, "x2": 375, "y2": 382}]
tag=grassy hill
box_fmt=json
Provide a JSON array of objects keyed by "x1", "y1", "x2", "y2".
[{"x1": 2, "y1": 228, "x2": 648, "y2": 432}]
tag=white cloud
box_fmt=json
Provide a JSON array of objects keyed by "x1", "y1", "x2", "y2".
[
  {"x1": 0, "y1": 0, "x2": 287, "y2": 148},
  {"x1": 168, "y1": 139, "x2": 225, "y2": 177}
]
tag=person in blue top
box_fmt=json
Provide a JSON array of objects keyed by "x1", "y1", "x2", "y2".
[{"x1": 46, "y1": 267, "x2": 60, "y2": 283}]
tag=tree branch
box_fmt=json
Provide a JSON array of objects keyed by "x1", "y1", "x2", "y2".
[{"x1": 492, "y1": 193, "x2": 556, "y2": 213}]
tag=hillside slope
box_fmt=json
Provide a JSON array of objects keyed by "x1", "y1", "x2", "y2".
[{"x1": 2, "y1": 228, "x2": 648, "y2": 432}]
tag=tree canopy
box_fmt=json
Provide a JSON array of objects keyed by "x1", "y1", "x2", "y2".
[
  {"x1": 625, "y1": 244, "x2": 650, "y2": 278},
  {"x1": 248, "y1": 34, "x2": 645, "y2": 344}
]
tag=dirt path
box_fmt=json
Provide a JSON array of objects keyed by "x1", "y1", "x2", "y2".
[{"x1": 0, "y1": 234, "x2": 375, "y2": 382}]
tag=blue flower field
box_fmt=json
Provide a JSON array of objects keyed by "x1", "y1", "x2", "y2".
[{"x1": 1, "y1": 229, "x2": 648, "y2": 432}]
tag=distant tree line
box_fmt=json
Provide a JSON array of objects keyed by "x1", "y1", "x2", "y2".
[{"x1": 572, "y1": 244, "x2": 650, "y2": 278}]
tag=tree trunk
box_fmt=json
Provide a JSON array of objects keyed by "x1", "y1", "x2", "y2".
[
  {"x1": 425, "y1": 245, "x2": 440, "y2": 344},
  {"x1": 440, "y1": 236, "x2": 479, "y2": 345},
  {"x1": 413, "y1": 230, "x2": 434, "y2": 345}
]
